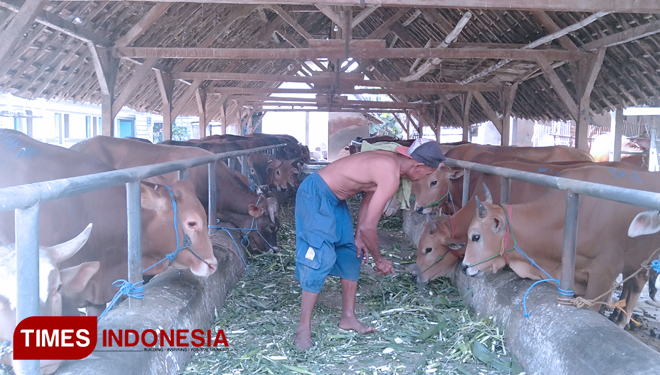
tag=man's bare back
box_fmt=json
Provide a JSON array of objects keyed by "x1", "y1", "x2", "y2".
[{"x1": 318, "y1": 150, "x2": 402, "y2": 201}]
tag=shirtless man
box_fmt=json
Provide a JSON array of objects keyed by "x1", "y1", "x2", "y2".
[{"x1": 294, "y1": 138, "x2": 446, "y2": 350}]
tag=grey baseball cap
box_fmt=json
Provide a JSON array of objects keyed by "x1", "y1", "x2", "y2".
[{"x1": 395, "y1": 138, "x2": 446, "y2": 168}]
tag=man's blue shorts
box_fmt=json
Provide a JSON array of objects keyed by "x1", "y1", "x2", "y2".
[{"x1": 295, "y1": 172, "x2": 361, "y2": 293}]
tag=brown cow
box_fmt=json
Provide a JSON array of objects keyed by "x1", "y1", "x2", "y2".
[
  {"x1": 416, "y1": 160, "x2": 643, "y2": 283},
  {"x1": 412, "y1": 145, "x2": 594, "y2": 215},
  {"x1": 0, "y1": 130, "x2": 216, "y2": 313},
  {"x1": 0, "y1": 225, "x2": 100, "y2": 374},
  {"x1": 463, "y1": 165, "x2": 660, "y2": 327},
  {"x1": 72, "y1": 136, "x2": 279, "y2": 254}
]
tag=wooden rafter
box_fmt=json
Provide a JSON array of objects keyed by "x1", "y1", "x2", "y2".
[{"x1": 113, "y1": 3, "x2": 171, "y2": 47}]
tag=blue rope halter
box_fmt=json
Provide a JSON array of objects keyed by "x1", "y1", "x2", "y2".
[
  {"x1": 464, "y1": 204, "x2": 574, "y2": 317},
  {"x1": 208, "y1": 195, "x2": 277, "y2": 275},
  {"x1": 98, "y1": 185, "x2": 210, "y2": 321}
]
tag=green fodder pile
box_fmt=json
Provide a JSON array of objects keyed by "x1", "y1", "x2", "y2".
[{"x1": 182, "y1": 202, "x2": 522, "y2": 375}]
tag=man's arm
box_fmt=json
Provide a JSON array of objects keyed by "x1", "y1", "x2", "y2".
[{"x1": 354, "y1": 177, "x2": 398, "y2": 274}]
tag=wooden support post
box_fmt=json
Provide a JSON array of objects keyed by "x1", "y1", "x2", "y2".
[
  {"x1": 221, "y1": 103, "x2": 228, "y2": 135},
  {"x1": 501, "y1": 84, "x2": 518, "y2": 146},
  {"x1": 195, "y1": 87, "x2": 208, "y2": 138},
  {"x1": 155, "y1": 70, "x2": 174, "y2": 140},
  {"x1": 305, "y1": 111, "x2": 310, "y2": 145},
  {"x1": 576, "y1": 48, "x2": 606, "y2": 151},
  {"x1": 613, "y1": 109, "x2": 624, "y2": 161},
  {"x1": 463, "y1": 92, "x2": 473, "y2": 143},
  {"x1": 93, "y1": 47, "x2": 119, "y2": 136},
  {"x1": 406, "y1": 111, "x2": 411, "y2": 139},
  {"x1": 0, "y1": 0, "x2": 48, "y2": 65},
  {"x1": 436, "y1": 104, "x2": 444, "y2": 142}
]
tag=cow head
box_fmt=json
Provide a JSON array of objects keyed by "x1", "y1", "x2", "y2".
[
  {"x1": 248, "y1": 153, "x2": 271, "y2": 193},
  {"x1": 244, "y1": 196, "x2": 280, "y2": 253},
  {"x1": 0, "y1": 224, "x2": 99, "y2": 374},
  {"x1": 628, "y1": 210, "x2": 660, "y2": 237},
  {"x1": 268, "y1": 158, "x2": 299, "y2": 191},
  {"x1": 412, "y1": 166, "x2": 463, "y2": 214},
  {"x1": 463, "y1": 192, "x2": 508, "y2": 277},
  {"x1": 140, "y1": 180, "x2": 217, "y2": 277},
  {"x1": 415, "y1": 212, "x2": 465, "y2": 283}
]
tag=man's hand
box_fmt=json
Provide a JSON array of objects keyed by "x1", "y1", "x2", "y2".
[
  {"x1": 374, "y1": 258, "x2": 395, "y2": 275},
  {"x1": 355, "y1": 235, "x2": 370, "y2": 265}
]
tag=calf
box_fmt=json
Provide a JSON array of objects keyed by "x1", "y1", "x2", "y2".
[
  {"x1": 463, "y1": 165, "x2": 660, "y2": 327},
  {"x1": 0, "y1": 225, "x2": 99, "y2": 374}
]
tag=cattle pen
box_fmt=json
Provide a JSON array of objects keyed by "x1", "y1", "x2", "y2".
[
  {"x1": 402, "y1": 158, "x2": 660, "y2": 374},
  {"x1": 0, "y1": 143, "x2": 284, "y2": 375}
]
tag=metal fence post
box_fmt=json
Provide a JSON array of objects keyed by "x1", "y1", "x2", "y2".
[
  {"x1": 560, "y1": 191, "x2": 580, "y2": 299},
  {"x1": 241, "y1": 154, "x2": 248, "y2": 178},
  {"x1": 500, "y1": 177, "x2": 511, "y2": 204},
  {"x1": 14, "y1": 203, "x2": 40, "y2": 375},
  {"x1": 208, "y1": 161, "x2": 217, "y2": 234},
  {"x1": 462, "y1": 168, "x2": 470, "y2": 207},
  {"x1": 126, "y1": 181, "x2": 143, "y2": 309},
  {"x1": 228, "y1": 157, "x2": 233, "y2": 171},
  {"x1": 179, "y1": 169, "x2": 189, "y2": 180}
]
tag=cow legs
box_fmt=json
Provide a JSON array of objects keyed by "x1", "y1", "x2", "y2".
[{"x1": 610, "y1": 272, "x2": 647, "y2": 328}]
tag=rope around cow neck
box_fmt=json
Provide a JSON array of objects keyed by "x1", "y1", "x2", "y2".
[
  {"x1": 98, "y1": 185, "x2": 210, "y2": 321},
  {"x1": 463, "y1": 204, "x2": 573, "y2": 317}
]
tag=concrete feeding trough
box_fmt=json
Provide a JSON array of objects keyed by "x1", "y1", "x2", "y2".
[
  {"x1": 54, "y1": 233, "x2": 245, "y2": 375},
  {"x1": 403, "y1": 210, "x2": 660, "y2": 375}
]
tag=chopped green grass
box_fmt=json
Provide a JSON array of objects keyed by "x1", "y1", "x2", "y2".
[{"x1": 181, "y1": 201, "x2": 520, "y2": 375}]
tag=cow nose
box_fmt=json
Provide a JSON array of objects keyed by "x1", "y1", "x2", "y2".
[
  {"x1": 461, "y1": 265, "x2": 469, "y2": 275},
  {"x1": 416, "y1": 207, "x2": 424, "y2": 214}
]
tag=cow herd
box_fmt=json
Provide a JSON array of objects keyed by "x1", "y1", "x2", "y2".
[
  {"x1": 409, "y1": 142, "x2": 660, "y2": 329},
  {"x1": 0, "y1": 129, "x2": 306, "y2": 373}
]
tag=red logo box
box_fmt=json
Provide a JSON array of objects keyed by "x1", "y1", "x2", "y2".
[{"x1": 13, "y1": 316, "x2": 97, "y2": 360}]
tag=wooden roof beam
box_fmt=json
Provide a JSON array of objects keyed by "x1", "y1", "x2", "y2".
[
  {"x1": 0, "y1": 0, "x2": 49, "y2": 64},
  {"x1": 472, "y1": 91, "x2": 502, "y2": 133},
  {"x1": 116, "y1": 46, "x2": 582, "y2": 61},
  {"x1": 582, "y1": 19, "x2": 660, "y2": 51},
  {"x1": 352, "y1": 6, "x2": 379, "y2": 29},
  {"x1": 531, "y1": 11, "x2": 579, "y2": 51},
  {"x1": 0, "y1": 0, "x2": 107, "y2": 47},
  {"x1": 268, "y1": 4, "x2": 314, "y2": 40},
  {"x1": 535, "y1": 55, "x2": 578, "y2": 121},
  {"x1": 61, "y1": 1, "x2": 660, "y2": 13},
  {"x1": 114, "y1": 3, "x2": 171, "y2": 47},
  {"x1": 459, "y1": 11, "x2": 608, "y2": 84}
]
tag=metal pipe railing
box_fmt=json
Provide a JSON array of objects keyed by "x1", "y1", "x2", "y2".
[
  {"x1": 444, "y1": 157, "x2": 660, "y2": 302},
  {"x1": 0, "y1": 144, "x2": 285, "y2": 213},
  {"x1": 445, "y1": 158, "x2": 660, "y2": 211},
  {"x1": 2, "y1": 142, "x2": 285, "y2": 375}
]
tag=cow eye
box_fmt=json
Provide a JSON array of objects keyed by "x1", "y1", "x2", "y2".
[
  {"x1": 471, "y1": 234, "x2": 481, "y2": 242},
  {"x1": 430, "y1": 181, "x2": 437, "y2": 187},
  {"x1": 57, "y1": 284, "x2": 62, "y2": 292},
  {"x1": 251, "y1": 169, "x2": 255, "y2": 174},
  {"x1": 187, "y1": 221, "x2": 199, "y2": 230},
  {"x1": 276, "y1": 170, "x2": 281, "y2": 176},
  {"x1": 424, "y1": 247, "x2": 432, "y2": 254},
  {"x1": 269, "y1": 224, "x2": 276, "y2": 232}
]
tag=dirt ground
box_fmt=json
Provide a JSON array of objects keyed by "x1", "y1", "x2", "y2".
[{"x1": 612, "y1": 280, "x2": 660, "y2": 353}]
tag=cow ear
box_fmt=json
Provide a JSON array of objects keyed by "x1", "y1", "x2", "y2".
[
  {"x1": 447, "y1": 242, "x2": 465, "y2": 250},
  {"x1": 141, "y1": 184, "x2": 168, "y2": 212},
  {"x1": 492, "y1": 217, "x2": 506, "y2": 234},
  {"x1": 629, "y1": 210, "x2": 660, "y2": 237},
  {"x1": 59, "y1": 261, "x2": 100, "y2": 296},
  {"x1": 448, "y1": 168, "x2": 464, "y2": 180},
  {"x1": 248, "y1": 204, "x2": 264, "y2": 218}
]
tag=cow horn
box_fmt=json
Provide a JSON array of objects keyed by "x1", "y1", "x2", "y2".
[
  {"x1": 482, "y1": 183, "x2": 493, "y2": 203},
  {"x1": 267, "y1": 197, "x2": 278, "y2": 223},
  {"x1": 45, "y1": 223, "x2": 93, "y2": 264},
  {"x1": 475, "y1": 196, "x2": 488, "y2": 219}
]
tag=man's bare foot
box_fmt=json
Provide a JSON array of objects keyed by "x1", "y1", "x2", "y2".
[
  {"x1": 338, "y1": 316, "x2": 376, "y2": 334},
  {"x1": 294, "y1": 330, "x2": 313, "y2": 350}
]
